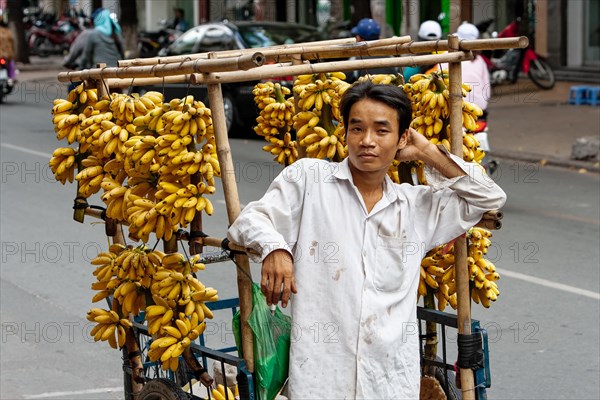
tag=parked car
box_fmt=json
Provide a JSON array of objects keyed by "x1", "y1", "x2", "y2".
[{"x1": 139, "y1": 20, "x2": 324, "y2": 136}]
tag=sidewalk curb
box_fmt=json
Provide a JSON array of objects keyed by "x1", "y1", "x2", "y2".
[{"x1": 489, "y1": 150, "x2": 600, "y2": 173}]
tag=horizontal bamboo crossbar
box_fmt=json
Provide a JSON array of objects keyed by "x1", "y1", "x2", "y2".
[
  {"x1": 118, "y1": 37, "x2": 359, "y2": 67},
  {"x1": 98, "y1": 51, "x2": 474, "y2": 88},
  {"x1": 117, "y1": 36, "x2": 524, "y2": 69},
  {"x1": 58, "y1": 52, "x2": 265, "y2": 83}
]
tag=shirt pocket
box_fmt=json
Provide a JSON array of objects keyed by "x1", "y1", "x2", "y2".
[{"x1": 374, "y1": 234, "x2": 406, "y2": 292}]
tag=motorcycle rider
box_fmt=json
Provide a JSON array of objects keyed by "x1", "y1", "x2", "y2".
[
  {"x1": 63, "y1": 27, "x2": 94, "y2": 70},
  {"x1": 346, "y1": 18, "x2": 399, "y2": 82},
  {"x1": 79, "y1": 8, "x2": 124, "y2": 70},
  {"x1": 403, "y1": 20, "x2": 443, "y2": 81},
  {"x1": 172, "y1": 8, "x2": 189, "y2": 32},
  {"x1": 0, "y1": 20, "x2": 17, "y2": 87}
]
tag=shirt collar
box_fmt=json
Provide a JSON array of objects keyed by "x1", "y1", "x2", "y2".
[{"x1": 334, "y1": 158, "x2": 401, "y2": 203}]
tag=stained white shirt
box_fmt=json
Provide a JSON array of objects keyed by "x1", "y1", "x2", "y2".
[{"x1": 228, "y1": 152, "x2": 506, "y2": 399}]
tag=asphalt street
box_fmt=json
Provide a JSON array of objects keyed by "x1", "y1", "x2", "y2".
[{"x1": 0, "y1": 79, "x2": 599, "y2": 399}]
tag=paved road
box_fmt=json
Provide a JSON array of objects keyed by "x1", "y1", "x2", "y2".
[{"x1": 1, "y1": 82, "x2": 598, "y2": 399}]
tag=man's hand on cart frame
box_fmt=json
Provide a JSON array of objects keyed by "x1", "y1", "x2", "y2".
[
  {"x1": 261, "y1": 249, "x2": 298, "y2": 308},
  {"x1": 395, "y1": 127, "x2": 465, "y2": 179}
]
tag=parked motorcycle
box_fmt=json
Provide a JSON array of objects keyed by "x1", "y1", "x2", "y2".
[
  {"x1": 0, "y1": 57, "x2": 15, "y2": 104},
  {"x1": 480, "y1": 18, "x2": 555, "y2": 90},
  {"x1": 137, "y1": 20, "x2": 183, "y2": 58},
  {"x1": 28, "y1": 17, "x2": 81, "y2": 57}
]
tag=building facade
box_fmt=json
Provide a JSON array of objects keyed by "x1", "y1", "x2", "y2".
[{"x1": 32, "y1": 0, "x2": 599, "y2": 78}]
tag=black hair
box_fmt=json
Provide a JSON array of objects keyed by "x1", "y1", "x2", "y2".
[{"x1": 340, "y1": 80, "x2": 412, "y2": 140}]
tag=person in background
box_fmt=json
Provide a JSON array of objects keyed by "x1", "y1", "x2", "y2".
[
  {"x1": 0, "y1": 20, "x2": 17, "y2": 86},
  {"x1": 63, "y1": 27, "x2": 95, "y2": 70},
  {"x1": 227, "y1": 81, "x2": 506, "y2": 399},
  {"x1": 348, "y1": 18, "x2": 399, "y2": 82},
  {"x1": 173, "y1": 8, "x2": 189, "y2": 32},
  {"x1": 453, "y1": 22, "x2": 491, "y2": 117},
  {"x1": 403, "y1": 20, "x2": 443, "y2": 81},
  {"x1": 79, "y1": 8, "x2": 124, "y2": 70}
]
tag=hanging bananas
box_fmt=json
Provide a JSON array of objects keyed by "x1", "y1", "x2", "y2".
[{"x1": 252, "y1": 81, "x2": 298, "y2": 165}]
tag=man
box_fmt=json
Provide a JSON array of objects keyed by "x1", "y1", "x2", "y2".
[
  {"x1": 228, "y1": 81, "x2": 506, "y2": 398},
  {"x1": 348, "y1": 18, "x2": 398, "y2": 82},
  {"x1": 403, "y1": 20, "x2": 444, "y2": 80}
]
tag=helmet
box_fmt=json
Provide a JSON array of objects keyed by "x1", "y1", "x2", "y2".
[
  {"x1": 456, "y1": 22, "x2": 479, "y2": 40},
  {"x1": 351, "y1": 18, "x2": 381, "y2": 41},
  {"x1": 418, "y1": 20, "x2": 442, "y2": 40}
]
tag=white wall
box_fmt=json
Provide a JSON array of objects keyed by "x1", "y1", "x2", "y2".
[
  {"x1": 567, "y1": 0, "x2": 584, "y2": 67},
  {"x1": 145, "y1": 0, "x2": 170, "y2": 32}
]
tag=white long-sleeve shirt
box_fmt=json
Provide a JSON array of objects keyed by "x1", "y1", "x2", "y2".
[{"x1": 228, "y1": 152, "x2": 506, "y2": 399}]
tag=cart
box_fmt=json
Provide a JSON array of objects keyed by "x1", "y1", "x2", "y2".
[{"x1": 56, "y1": 32, "x2": 524, "y2": 400}]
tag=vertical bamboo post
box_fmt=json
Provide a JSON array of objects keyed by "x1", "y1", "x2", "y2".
[
  {"x1": 447, "y1": 34, "x2": 476, "y2": 400},
  {"x1": 205, "y1": 53, "x2": 255, "y2": 372},
  {"x1": 291, "y1": 55, "x2": 306, "y2": 160}
]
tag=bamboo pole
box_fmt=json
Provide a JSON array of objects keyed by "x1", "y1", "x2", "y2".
[
  {"x1": 58, "y1": 52, "x2": 265, "y2": 83},
  {"x1": 94, "y1": 51, "x2": 473, "y2": 88},
  {"x1": 447, "y1": 34, "x2": 476, "y2": 400},
  {"x1": 205, "y1": 53, "x2": 255, "y2": 372},
  {"x1": 118, "y1": 37, "x2": 359, "y2": 67},
  {"x1": 117, "y1": 36, "x2": 523, "y2": 68},
  {"x1": 476, "y1": 219, "x2": 502, "y2": 230}
]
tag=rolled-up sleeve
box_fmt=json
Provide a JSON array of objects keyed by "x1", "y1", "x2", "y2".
[
  {"x1": 414, "y1": 147, "x2": 507, "y2": 249},
  {"x1": 227, "y1": 161, "x2": 307, "y2": 262}
]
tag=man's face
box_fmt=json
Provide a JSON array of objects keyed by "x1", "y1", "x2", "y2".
[{"x1": 346, "y1": 98, "x2": 404, "y2": 174}]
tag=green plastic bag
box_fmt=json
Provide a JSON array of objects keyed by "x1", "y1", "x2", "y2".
[{"x1": 233, "y1": 283, "x2": 291, "y2": 400}]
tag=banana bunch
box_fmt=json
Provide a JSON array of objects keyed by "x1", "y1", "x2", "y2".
[
  {"x1": 146, "y1": 274, "x2": 214, "y2": 334},
  {"x1": 295, "y1": 74, "x2": 344, "y2": 112},
  {"x1": 461, "y1": 100, "x2": 483, "y2": 132},
  {"x1": 51, "y1": 84, "x2": 98, "y2": 145},
  {"x1": 75, "y1": 155, "x2": 107, "y2": 198},
  {"x1": 49, "y1": 147, "x2": 77, "y2": 184},
  {"x1": 122, "y1": 135, "x2": 159, "y2": 175},
  {"x1": 109, "y1": 92, "x2": 155, "y2": 124},
  {"x1": 96, "y1": 120, "x2": 133, "y2": 160},
  {"x1": 90, "y1": 245, "x2": 122, "y2": 305},
  {"x1": 403, "y1": 73, "x2": 450, "y2": 139},
  {"x1": 155, "y1": 181, "x2": 216, "y2": 230},
  {"x1": 158, "y1": 142, "x2": 220, "y2": 186},
  {"x1": 252, "y1": 82, "x2": 298, "y2": 165},
  {"x1": 100, "y1": 172, "x2": 131, "y2": 222},
  {"x1": 210, "y1": 384, "x2": 236, "y2": 400},
  {"x1": 147, "y1": 311, "x2": 207, "y2": 371},
  {"x1": 436, "y1": 132, "x2": 485, "y2": 164},
  {"x1": 66, "y1": 82, "x2": 99, "y2": 106},
  {"x1": 52, "y1": 100, "x2": 80, "y2": 144},
  {"x1": 293, "y1": 110, "x2": 347, "y2": 160},
  {"x1": 86, "y1": 308, "x2": 133, "y2": 349},
  {"x1": 145, "y1": 295, "x2": 178, "y2": 335},
  {"x1": 357, "y1": 73, "x2": 402, "y2": 86},
  {"x1": 123, "y1": 194, "x2": 161, "y2": 243},
  {"x1": 262, "y1": 132, "x2": 298, "y2": 165},
  {"x1": 133, "y1": 96, "x2": 213, "y2": 144},
  {"x1": 467, "y1": 227, "x2": 500, "y2": 308},
  {"x1": 290, "y1": 73, "x2": 349, "y2": 161},
  {"x1": 418, "y1": 243, "x2": 459, "y2": 311},
  {"x1": 78, "y1": 110, "x2": 116, "y2": 155},
  {"x1": 303, "y1": 123, "x2": 346, "y2": 160}
]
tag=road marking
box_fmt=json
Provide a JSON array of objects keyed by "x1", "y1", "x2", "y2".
[
  {"x1": 23, "y1": 387, "x2": 122, "y2": 399},
  {"x1": 0, "y1": 142, "x2": 51, "y2": 159},
  {"x1": 498, "y1": 268, "x2": 600, "y2": 300}
]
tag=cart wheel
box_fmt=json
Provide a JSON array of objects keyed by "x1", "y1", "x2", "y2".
[
  {"x1": 138, "y1": 378, "x2": 189, "y2": 400},
  {"x1": 433, "y1": 361, "x2": 461, "y2": 400}
]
